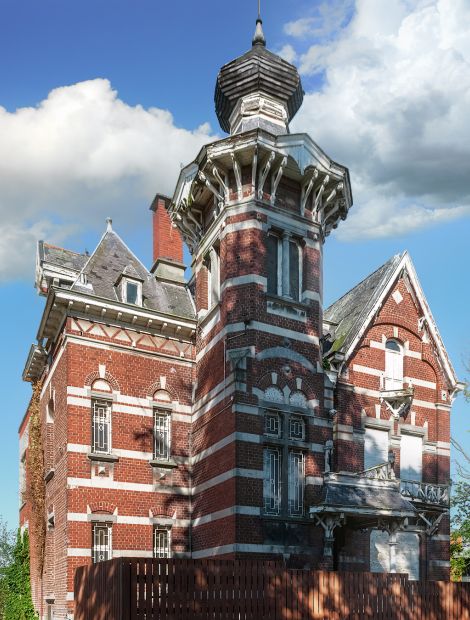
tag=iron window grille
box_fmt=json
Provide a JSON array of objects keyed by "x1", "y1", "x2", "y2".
[
  {"x1": 92, "y1": 399, "x2": 112, "y2": 454},
  {"x1": 153, "y1": 527, "x2": 171, "y2": 558},
  {"x1": 288, "y1": 451, "x2": 305, "y2": 516},
  {"x1": 265, "y1": 412, "x2": 282, "y2": 438},
  {"x1": 289, "y1": 417, "x2": 305, "y2": 441},
  {"x1": 92, "y1": 523, "x2": 112, "y2": 563},
  {"x1": 263, "y1": 447, "x2": 282, "y2": 515},
  {"x1": 154, "y1": 410, "x2": 171, "y2": 461}
]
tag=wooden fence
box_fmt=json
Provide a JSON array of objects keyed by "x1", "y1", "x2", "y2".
[{"x1": 74, "y1": 558, "x2": 470, "y2": 620}]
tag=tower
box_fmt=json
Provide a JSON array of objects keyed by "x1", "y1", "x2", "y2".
[{"x1": 168, "y1": 18, "x2": 353, "y2": 564}]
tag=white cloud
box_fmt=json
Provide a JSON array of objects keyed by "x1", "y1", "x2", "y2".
[
  {"x1": 290, "y1": 0, "x2": 470, "y2": 240},
  {"x1": 0, "y1": 79, "x2": 216, "y2": 281},
  {"x1": 284, "y1": 1, "x2": 354, "y2": 40},
  {"x1": 275, "y1": 44, "x2": 298, "y2": 64}
]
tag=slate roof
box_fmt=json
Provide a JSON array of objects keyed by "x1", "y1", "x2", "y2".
[
  {"x1": 39, "y1": 241, "x2": 88, "y2": 273},
  {"x1": 313, "y1": 479, "x2": 416, "y2": 516},
  {"x1": 324, "y1": 253, "x2": 404, "y2": 356},
  {"x1": 70, "y1": 228, "x2": 195, "y2": 319}
]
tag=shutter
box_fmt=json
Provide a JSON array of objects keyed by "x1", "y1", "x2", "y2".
[
  {"x1": 400, "y1": 434, "x2": 422, "y2": 481},
  {"x1": 396, "y1": 532, "x2": 420, "y2": 580},
  {"x1": 385, "y1": 346, "x2": 403, "y2": 389},
  {"x1": 364, "y1": 428, "x2": 389, "y2": 470},
  {"x1": 370, "y1": 530, "x2": 390, "y2": 573}
]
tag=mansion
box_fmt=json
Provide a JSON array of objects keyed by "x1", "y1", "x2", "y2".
[{"x1": 19, "y1": 17, "x2": 462, "y2": 620}]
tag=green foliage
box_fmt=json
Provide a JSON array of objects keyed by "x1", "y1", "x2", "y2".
[
  {"x1": 451, "y1": 481, "x2": 470, "y2": 581},
  {"x1": 2, "y1": 530, "x2": 37, "y2": 620},
  {"x1": 0, "y1": 517, "x2": 14, "y2": 620}
]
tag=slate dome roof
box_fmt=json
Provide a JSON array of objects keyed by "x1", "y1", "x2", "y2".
[{"x1": 214, "y1": 19, "x2": 304, "y2": 133}]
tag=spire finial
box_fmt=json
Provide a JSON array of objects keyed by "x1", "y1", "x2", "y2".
[
  {"x1": 253, "y1": 0, "x2": 266, "y2": 47},
  {"x1": 106, "y1": 217, "x2": 113, "y2": 232}
]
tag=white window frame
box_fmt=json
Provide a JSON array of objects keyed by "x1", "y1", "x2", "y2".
[
  {"x1": 153, "y1": 409, "x2": 171, "y2": 461},
  {"x1": 153, "y1": 526, "x2": 171, "y2": 558},
  {"x1": 92, "y1": 398, "x2": 112, "y2": 455},
  {"x1": 288, "y1": 450, "x2": 305, "y2": 516},
  {"x1": 384, "y1": 339, "x2": 404, "y2": 390},
  {"x1": 263, "y1": 447, "x2": 282, "y2": 515},
  {"x1": 121, "y1": 277, "x2": 142, "y2": 306},
  {"x1": 289, "y1": 416, "x2": 305, "y2": 441},
  {"x1": 267, "y1": 232, "x2": 302, "y2": 301},
  {"x1": 92, "y1": 523, "x2": 112, "y2": 563}
]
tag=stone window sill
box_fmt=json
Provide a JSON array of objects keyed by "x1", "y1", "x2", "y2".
[
  {"x1": 149, "y1": 458, "x2": 178, "y2": 470},
  {"x1": 87, "y1": 452, "x2": 119, "y2": 463}
]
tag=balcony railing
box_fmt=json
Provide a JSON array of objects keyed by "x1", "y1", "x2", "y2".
[
  {"x1": 400, "y1": 479, "x2": 450, "y2": 507},
  {"x1": 361, "y1": 462, "x2": 395, "y2": 480}
]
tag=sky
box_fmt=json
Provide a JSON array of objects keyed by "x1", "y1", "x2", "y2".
[{"x1": 0, "y1": 0, "x2": 469, "y2": 529}]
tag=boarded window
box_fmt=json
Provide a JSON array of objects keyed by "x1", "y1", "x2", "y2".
[
  {"x1": 400, "y1": 434, "x2": 422, "y2": 481},
  {"x1": 364, "y1": 427, "x2": 389, "y2": 470},
  {"x1": 370, "y1": 530, "x2": 420, "y2": 580},
  {"x1": 267, "y1": 235, "x2": 279, "y2": 295}
]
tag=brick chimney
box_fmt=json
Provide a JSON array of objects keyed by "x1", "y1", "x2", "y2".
[{"x1": 149, "y1": 194, "x2": 185, "y2": 283}]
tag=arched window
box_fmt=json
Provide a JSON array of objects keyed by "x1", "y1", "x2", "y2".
[
  {"x1": 289, "y1": 391, "x2": 308, "y2": 409},
  {"x1": 384, "y1": 339, "x2": 403, "y2": 390},
  {"x1": 91, "y1": 380, "x2": 112, "y2": 455},
  {"x1": 152, "y1": 390, "x2": 172, "y2": 462},
  {"x1": 264, "y1": 386, "x2": 284, "y2": 404}
]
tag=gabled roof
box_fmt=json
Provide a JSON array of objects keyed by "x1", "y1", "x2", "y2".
[
  {"x1": 71, "y1": 226, "x2": 194, "y2": 319},
  {"x1": 324, "y1": 252, "x2": 459, "y2": 389}
]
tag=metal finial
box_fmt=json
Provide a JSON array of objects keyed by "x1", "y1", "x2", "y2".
[
  {"x1": 252, "y1": 11, "x2": 266, "y2": 47},
  {"x1": 106, "y1": 217, "x2": 113, "y2": 232}
]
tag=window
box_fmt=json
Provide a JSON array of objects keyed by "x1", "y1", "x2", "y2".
[
  {"x1": 154, "y1": 410, "x2": 171, "y2": 461},
  {"x1": 289, "y1": 417, "x2": 305, "y2": 441},
  {"x1": 265, "y1": 412, "x2": 282, "y2": 438},
  {"x1": 400, "y1": 434, "x2": 422, "y2": 481},
  {"x1": 206, "y1": 247, "x2": 220, "y2": 308},
  {"x1": 122, "y1": 278, "x2": 142, "y2": 306},
  {"x1": 92, "y1": 399, "x2": 111, "y2": 454},
  {"x1": 384, "y1": 339, "x2": 403, "y2": 390},
  {"x1": 267, "y1": 232, "x2": 302, "y2": 301},
  {"x1": 92, "y1": 523, "x2": 112, "y2": 563},
  {"x1": 288, "y1": 451, "x2": 305, "y2": 516},
  {"x1": 364, "y1": 427, "x2": 389, "y2": 470},
  {"x1": 263, "y1": 447, "x2": 282, "y2": 515},
  {"x1": 153, "y1": 527, "x2": 171, "y2": 558}
]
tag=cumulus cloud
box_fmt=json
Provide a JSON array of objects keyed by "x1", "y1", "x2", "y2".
[
  {"x1": 0, "y1": 79, "x2": 216, "y2": 281},
  {"x1": 284, "y1": 1, "x2": 354, "y2": 40},
  {"x1": 290, "y1": 0, "x2": 470, "y2": 240},
  {"x1": 275, "y1": 44, "x2": 298, "y2": 64}
]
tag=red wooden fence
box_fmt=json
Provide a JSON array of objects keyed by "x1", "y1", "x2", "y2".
[{"x1": 74, "y1": 558, "x2": 470, "y2": 620}]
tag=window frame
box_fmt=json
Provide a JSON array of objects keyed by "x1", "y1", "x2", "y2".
[
  {"x1": 288, "y1": 450, "x2": 305, "y2": 516},
  {"x1": 91, "y1": 398, "x2": 112, "y2": 455},
  {"x1": 92, "y1": 522, "x2": 112, "y2": 563},
  {"x1": 121, "y1": 277, "x2": 142, "y2": 306},
  {"x1": 384, "y1": 339, "x2": 404, "y2": 390},
  {"x1": 153, "y1": 408, "x2": 171, "y2": 462},
  {"x1": 266, "y1": 231, "x2": 302, "y2": 302},
  {"x1": 153, "y1": 526, "x2": 171, "y2": 558}
]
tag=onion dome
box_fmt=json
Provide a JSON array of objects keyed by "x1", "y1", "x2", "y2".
[{"x1": 214, "y1": 19, "x2": 304, "y2": 134}]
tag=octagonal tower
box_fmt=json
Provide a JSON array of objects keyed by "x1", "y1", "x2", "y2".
[{"x1": 169, "y1": 18, "x2": 353, "y2": 565}]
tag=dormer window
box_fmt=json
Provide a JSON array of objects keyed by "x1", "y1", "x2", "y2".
[{"x1": 121, "y1": 278, "x2": 142, "y2": 306}]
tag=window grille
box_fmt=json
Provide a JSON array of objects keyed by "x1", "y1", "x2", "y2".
[
  {"x1": 289, "y1": 417, "x2": 305, "y2": 441},
  {"x1": 92, "y1": 523, "x2": 112, "y2": 563},
  {"x1": 265, "y1": 412, "x2": 282, "y2": 438},
  {"x1": 92, "y1": 399, "x2": 111, "y2": 454},
  {"x1": 154, "y1": 410, "x2": 170, "y2": 461},
  {"x1": 263, "y1": 447, "x2": 282, "y2": 515},
  {"x1": 153, "y1": 527, "x2": 171, "y2": 558},
  {"x1": 288, "y1": 451, "x2": 305, "y2": 516}
]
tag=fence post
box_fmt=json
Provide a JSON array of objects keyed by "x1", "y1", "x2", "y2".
[{"x1": 119, "y1": 558, "x2": 131, "y2": 620}]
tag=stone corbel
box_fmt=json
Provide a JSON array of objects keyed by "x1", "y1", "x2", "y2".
[
  {"x1": 270, "y1": 156, "x2": 287, "y2": 205},
  {"x1": 257, "y1": 151, "x2": 275, "y2": 199},
  {"x1": 300, "y1": 167, "x2": 318, "y2": 216},
  {"x1": 313, "y1": 174, "x2": 330, "y2": 215},
  {"x1": 208, "y1": 159, "x2": 229, "y2": 202},
  {"x1": 314, "y1": 513, "x2": 345, "y2": 557},
  {"x1": 231, "y1": 153, "x2": 243, "y2": 200},
  {"x1": 198, "y1": 171, "x2": 225, "y2": 210}
]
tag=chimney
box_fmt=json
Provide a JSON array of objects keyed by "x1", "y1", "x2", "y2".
[{"x1": 149, "y1": 194, "x2": 185, "y2": 283}]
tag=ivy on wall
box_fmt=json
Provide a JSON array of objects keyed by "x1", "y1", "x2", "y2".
[{"x1": 2, "y1": 530, "x2": 37, "y2": 619}]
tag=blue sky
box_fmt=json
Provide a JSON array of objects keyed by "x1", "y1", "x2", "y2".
[{"x1": 0, "y1": 0, "x2": 469, "y2": 529}]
